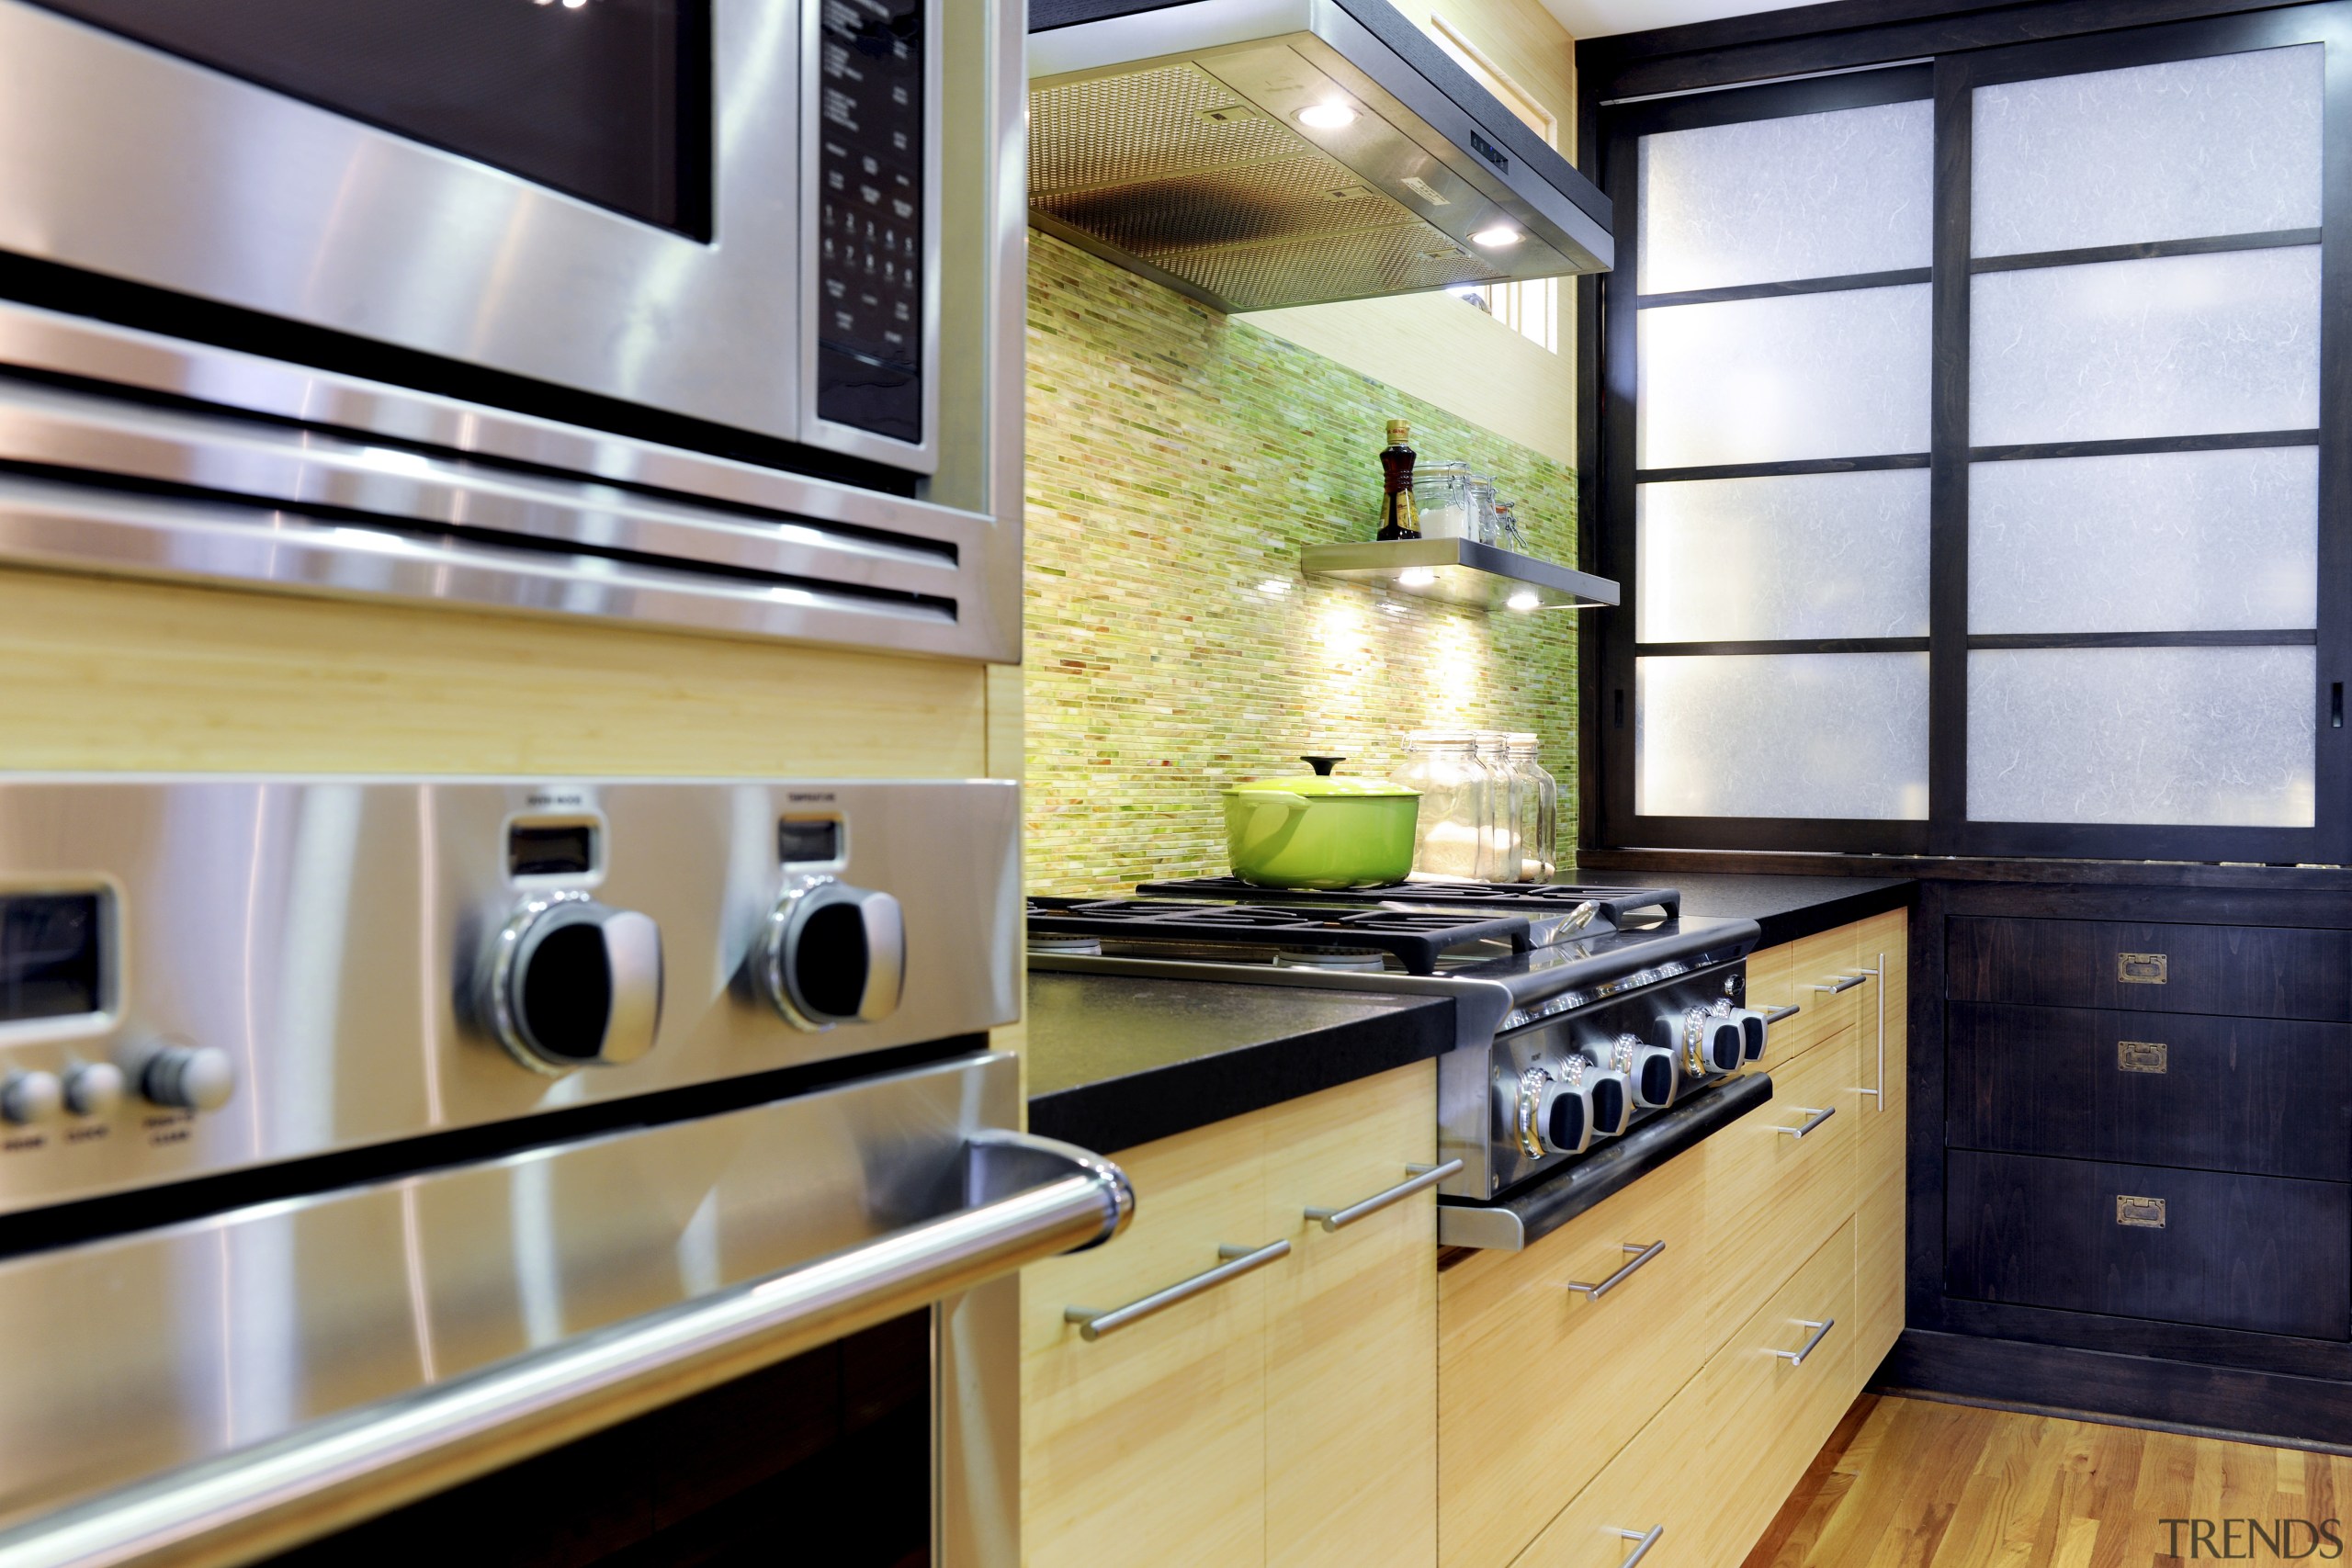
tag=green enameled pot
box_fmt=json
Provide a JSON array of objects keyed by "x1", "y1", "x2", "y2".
[{"x1": 1220, "y1": 773, "x2": 1420, "y2": 890}]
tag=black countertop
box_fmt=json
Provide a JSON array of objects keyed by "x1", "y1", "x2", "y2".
[
  {"x1": 1024, "y1": 972, "x2": 1456, "y2": 1155},
  {"x1": 1023, "y1": 871, "x2": 1914, "y2": 1153},
  {"x1": 1574, "y1": 870, "x2": 1916, "y2": 947}
]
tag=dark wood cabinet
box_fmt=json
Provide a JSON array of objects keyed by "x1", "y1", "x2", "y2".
[
  {"x1": 1946, "y1": 1149, "x2": 2350, "y2": 1341},
  {"x1": 1947, "y1": 918, "x2": 2352, "y2": 1021},
  {"x1": 1947, "y1": 1002, "x2": 2352, "y2": 1182}
]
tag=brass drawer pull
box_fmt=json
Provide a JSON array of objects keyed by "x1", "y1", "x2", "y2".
[
  {"x1": 1777, "y1": 1105, "x2": 1837, "y2": 1140},
  {"x1": 1611, "y1": 1525, "x2": 1665, "y2": 1564},
  {"x1": 1565, "y1": 1239, "x2": 1667, "y2": 1300},
  {"x1": 2118, "y1": 952, "x2": 2168, "y2": 985},
  {"x1": 2118, "y1": 1041, "x2": 2168, "y2": 1074},
  {"x1": 1761, "y1": 1003, "x2": 1802, "y2": 1025},
  {"x1": 1064, "y1": 1239, "x2": 1290, "y2": 1342},
  {"x1": 1811, "y1": 975, "x2": 1866, "y2": 995},
  {"x1": 1305, "y1": 1158, "x2": 1464, "y2": 1232},
  {"x1": 2117, "y1": 1195, "x2": 2167, "y2": 1229},
  {"x1": 1776, "y1": 1316, "x2": 1838, "y2": 1367}
]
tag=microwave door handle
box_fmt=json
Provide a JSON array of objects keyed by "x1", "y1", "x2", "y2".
[{"x1": 0, "y1": 1132, "x2": 1135, "y2": 1568}]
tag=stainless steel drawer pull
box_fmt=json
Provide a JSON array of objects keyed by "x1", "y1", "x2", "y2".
[
  {"x1": 1858, "y1": 953, "x2": 1886, "y2": 1103},
  {"x1": 1811, "y1": 975, "x2": 1866, "y2": 994},
  {"x1": 1612, "y1": 1525, "x2": 1666, "y2": 1565},
  {"x1": 1776, "y1": 1316, "x2": 1838, "y2": 1367},
  {"x1": 1565, "y1": 1239, "x2": 1667, "y2": 1300},
  {"x1": 1306, "y1": 1158, "x2": 1464, "y2": 1232},
  {"x1": 1777, "y1": 1105, "x2": 1837, "y2": 1140},
  {"x1": 1065, "y1": 1239, "x2": 1290, "y2": 1342},
  {"x1": 1761, "y1": 1002, "x2": 1802, "y2": 1025},
  {"x1": 0, "y1": 1129, "x2": 1134, "y2": 1568}
]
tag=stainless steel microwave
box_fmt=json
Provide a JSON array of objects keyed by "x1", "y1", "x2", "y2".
[{"x1": 0, "y1": 0, "x2": 1024, "y2": 659}]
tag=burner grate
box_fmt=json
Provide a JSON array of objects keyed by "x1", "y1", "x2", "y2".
[
  {"x1": 1133, "y1": 877, "x2": 1681, "y2": 926},
  {"x1": 1025, "y1": 897, "x2": 1532, "y2": 976}
]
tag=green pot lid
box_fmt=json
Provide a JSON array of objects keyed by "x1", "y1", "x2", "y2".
[{"x1": 1226, "y1": 776, "x2": 1419, "y2": 798}]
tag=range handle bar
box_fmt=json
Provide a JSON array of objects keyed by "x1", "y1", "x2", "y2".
[{"x1": 0, "y1": 1131, "x2": 1134, "y2": 1568}]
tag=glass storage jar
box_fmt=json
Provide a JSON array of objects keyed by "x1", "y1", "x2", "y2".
[
  {"x1": 1472, "y1": 731, "x2": 1520, "y2": 882},
  {"x1": 1396, "y1": 732, "x2": 1487, "y2": 878},
  {"x1": 1508, "y1": 732, "x2": 1558, "y2": 881},
  {"x1": 1410, "y1": 463, "x2": 1497, "y2": 542}
]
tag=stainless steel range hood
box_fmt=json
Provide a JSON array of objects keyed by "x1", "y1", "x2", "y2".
[{"x1": 1027, "y1": 0, "x2": 1613, "y2": 312}]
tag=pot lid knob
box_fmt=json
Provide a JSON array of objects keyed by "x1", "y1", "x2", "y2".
[{"x1": 1299, "y1": 755, "x2": 1345, "y2": 775}]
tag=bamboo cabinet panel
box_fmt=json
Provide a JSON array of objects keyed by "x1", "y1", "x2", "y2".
[
  {"x1": 1703, "y1": 1023, "x2": 1860, "y2": 1328},
  {"x1": 1853, "y1": 909, "x2": 1909, "y2": 1372},
  {"x1": 1437, "y1": 1145, "x2": 1712, "y2": 1568},
  {"x1": 1746, "y1": 923, "x2": 1864, "y2": 1069},
  {"x1": 1022, "y1": 1112, "x2": 1272, "y2": 1568},
  {"x1": 1261, "y1": 1065, "x2": 1438, "y2": 1568}
]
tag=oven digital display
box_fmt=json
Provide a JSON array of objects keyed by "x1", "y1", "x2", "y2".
[
  {"x1": 0, "y1": 892, "x2": 105, "y2": 1025},
  {"x1": 815, "y1": 0, "x2": 925, "y2": 445},
  {"x1": 31, "y1": 0, "x2": 714, "y2": 238}
]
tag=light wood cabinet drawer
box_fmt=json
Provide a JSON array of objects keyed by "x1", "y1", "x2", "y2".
[
  {"x1": 1853, "y1": 909, "x2": 1907, "y2": 1372},
  {"x1": 1699, "y1": 1218, "x2": 1860, "y2": 1563},
  {"x1": 1263, "y1": 1065, "x2": 1438, "y2": 1568},
  {"x1": 1705, "y1": 1027, "x2": 1861, "y2": 1330},
  {"x1": 1023, "y1": 1111, "x2": 1272, "y2": 1568},
  {"x1": 1747, "y1": 923, "x2": 1866, "y2": 1070},
  {"x1": 1440, "y1": 1145, "x2": 1710, "y2": 1568},
  {"x1": 1502, "y1": 1321, "x2": 1712, "y2": 1568}
]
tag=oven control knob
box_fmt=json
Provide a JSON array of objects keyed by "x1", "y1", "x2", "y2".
[
  {"x1": 62, "y1": 1062, "x2": 125, "y2": 1118},
  {"x1": 1572, "y1": 1043, "x2": 1635, "y2": 1137},
  {"x1": 1726, "y1": 1007, "x2": 1770, "y2": 1064},
  {"x1": 141, "y1": 1046, "x2": 235, "y2": 1111},
  {"x1": 486, "y1": 893, "x2": 664, "y2": 1073},
  {"x1": 0, "y1": 1070, "x2": 62, "y2": 1125},
  {"x1": 762, "y1": 877, "x2": 905, "y2": 1032}
]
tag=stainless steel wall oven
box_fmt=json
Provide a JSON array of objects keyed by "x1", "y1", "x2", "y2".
[
  {"x1": 0, "y1": 0, "x2": 1025, "y2": 658},
  {"x1": 0, "y1": 778, "x2": 1128, "y2": 1565}
]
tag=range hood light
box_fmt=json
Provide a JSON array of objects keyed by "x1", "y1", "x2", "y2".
[
  {"x1": 1398, "y1": 567, "x2": 1439, "y2": 587},
  {"x1": 1506, "y1": 589, "x2": 1542, "y2": 612},
  {"x1": 1471, "y1": 225, "x2": 1523, "y2": 248},
  {"x1": 1296, "y1": 101, "x2": 1359, "y2": 130}
]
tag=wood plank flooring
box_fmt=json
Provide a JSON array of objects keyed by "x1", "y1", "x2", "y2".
[{"x1": 1744, "y1": 1393, "x2": 2352, "y2": 1566}]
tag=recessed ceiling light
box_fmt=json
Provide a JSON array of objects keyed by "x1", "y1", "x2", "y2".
[
  {"x1": 1506, "y1": 589, "x2": 1542, "y2": 612},
  {"x1": 1470, "y1": 225, "x2": 1523, "y2": 248},
  {"x1": 1296, "y1": 102, "x2": 1359, "y2": 130},
  {"x1": 1398, "y1": 568, "x2": 1438, "y2": 587}
]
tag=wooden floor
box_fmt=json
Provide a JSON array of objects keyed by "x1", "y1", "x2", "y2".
[{"x1": 1744, "y1": 1393, "x2": 2352, "y2": 1566}]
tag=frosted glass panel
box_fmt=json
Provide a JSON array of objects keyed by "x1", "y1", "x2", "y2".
[
  {"x1": 1973, "y1": 46, "x2": 2322, "y2": 257},
  {"x1": 1639, "y1": 286, "x2": 1930, "y2": 468},
  {"x1": 1641, "y1": 98, "x2": 1932, "y2": 293},
  {"x1": 1971, "y1": 447, "x2": 2317, "y2": 634},
  {"x1": 1637, "y1": 654, "x2": 1929, "y2": 818},
  {"x1": 1638, "y1": 469, "x2": 1929, "y2": 641},
  {"x1": 1971, "y1": 248, "x2": 2320, "y2": 446},
  {"x1": 1970, "y1": 647, "x2": 2314, "y2": 826}
]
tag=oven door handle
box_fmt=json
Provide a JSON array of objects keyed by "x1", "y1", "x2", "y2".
[{"x1": 0, "y1": 1130, "x2": 1134, "y2": 1568}]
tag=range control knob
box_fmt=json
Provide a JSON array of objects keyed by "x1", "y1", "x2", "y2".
[
  {"x1": 1665, "y1": 1006, "x2": 1745, "y2": 1080},
  {"x1": 141, "y1": 1046, "x2": 235, "y2": 1111},
  {"x1": 1607, "y1": 1032, "x2": 1679, "y2": 1110},
  {"x1": 1572, "y1": 1042, "x2": 1635, "y2": 1137},
  {"x1": 486, "y1": 893, "x2": 664, "y2": 1074},
  {"x1": 1726, "y1": 1006, "x2": 1770, "y2": 1064},
  {"x1": 62, "y1": 1062, "x2": 125, "y2": 1118},
  {"x1": 762, "y1": 877, "x2": 905, "y2": 1032},
  {"x1": 0, "y1": 1070, "x2": 62, "y2": 1125}
]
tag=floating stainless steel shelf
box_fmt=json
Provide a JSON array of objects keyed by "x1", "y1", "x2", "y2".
[{"x1": 1300, "y1": 537, "x2": 1620, "y2": 612}]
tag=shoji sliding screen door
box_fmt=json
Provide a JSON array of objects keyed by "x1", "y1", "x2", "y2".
[{"x1": 1588, "y1": 5, "x2": 2349, "y2": 863}]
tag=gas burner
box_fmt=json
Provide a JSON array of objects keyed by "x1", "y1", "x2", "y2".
[
  {"x1": 1024, "y1": 897, "x2": 1532, "y2": 976},
  {"x1": 1271, "y1": 950, "x2": 1389, "y2": 973},
  {"x1": 1133, "y1": 877, "x2": 1681, "y2": 930},
  {"x1": 1026, "y1": 935, "x2": 1103, "y2": 956}
]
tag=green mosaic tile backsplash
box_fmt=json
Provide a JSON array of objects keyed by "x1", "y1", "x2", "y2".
[{"x1": 1023, "y1": 234, "x2": 1581, "y2": 895}]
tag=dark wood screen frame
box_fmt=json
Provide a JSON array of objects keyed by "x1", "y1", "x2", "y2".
[{"x1": 1577, "y1": 0, "x2": 2352, "y2": 865}]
